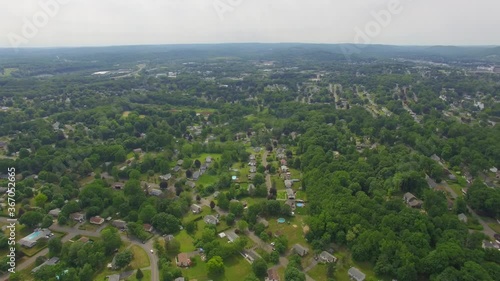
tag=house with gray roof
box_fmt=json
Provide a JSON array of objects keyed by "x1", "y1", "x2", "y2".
[
  {"x1": 293, "y1": 244, "x2": 308, "y2": 256},
  {"x1": 225, "y1": 231, "x2": 239, "y2": 242},
  {"x1": 149, "y1": 189, "x2": 163, "y2": 197},
  {"x1": 172, "y1": 166, "x2": 181, "y2": 173},
  {"x1": 286, "y1": 189, "x2": 295, "y2": 200},
  {"x1": 458, "y1": 213, "x2": 467, "y2": 223},
  {"x1": 192, "y1": 171, "x2": 200, "y2": 181},
  {"x1": 403, "y1": 192, "x2": 423, "y2": 208},
  {"x1": 348, "y1": 267, "x2": 366, "y2": 281},
  {"x1": 48, "y1": 208, "x2": 61, "y2": 217},
  {"x1": 32, "y1": 257, "x2": 59, "y2": 273},
  {"x1": 319, "y1": 251, "x2": 337, "y2": 263},
  {"x1": 204, "y1": 215, "x2": 219, "y2": 225},
  {"x1": 284, "y1": 180, "x2": 293, "y2": 189},
  {"x1": 159, "y1": 174, "x2": 172, "y2": 181}
]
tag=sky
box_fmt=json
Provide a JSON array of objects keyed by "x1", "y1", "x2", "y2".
[{"x1": 1, "y1": 0, "x2": 499, "y2": 48}]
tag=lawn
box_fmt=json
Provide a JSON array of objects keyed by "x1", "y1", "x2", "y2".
[
  {"x1": 333, "y1": 247, "x2": 391, "y2": 281},
  {"x1": 276, "y1": 190, "x2": 287, "y2": 200},
  {"x1": 182, "y1": 254, "x2": 252, "y2": 281},
  {"x1": 488, "y1": 223, "x2": 500, "y2": 234},
  {"x1": 126, "y1": 269, "x2": 151, "y2": 281},
  {"x1": 130, "y1": 245, "x2": 150, "y2": 269},
  {"x1": 1, "y1": 68, "x2": 18, "y2": 77},
  {"x1": 78, "y1": 223, "x2": 100, "y2": 232},
  {"x1": 197, "y1": 174, "x2": 219, "y2": 187},
  {"x1": 308, "y1": 263, "x2": 329, "y2": 281},
  {"x1": 448, "y1": 182, "x2": 465, "y2": 198},
  {"x1": 267, "y1": 215, "x2": 309, "y2": 251},
  {"x1": 175, "y1": 230, "x2": 197, "y2": 252}
]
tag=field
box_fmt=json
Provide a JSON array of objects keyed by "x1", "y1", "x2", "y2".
[
  {"x1": 307, "y1": 263, "x2": 329, "y2": 281},
  {"x1": 181, "y1": 254, "x2": 252, "y2": 281},
  {"x1": 130, "y1": 245, "x2": 150, "y2": 269},
  {"x1": 175, "y1": 230, "x2": 197, "y2": 252}
]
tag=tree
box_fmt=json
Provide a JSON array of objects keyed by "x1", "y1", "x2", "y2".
[
  {"x1": 285, "y1": 266, "x2": 305, "y2": 281},
  {"x1": 237, "y1": 220, "x2": 248, "y2": 232},
  {"x1": 226, "y1": 213, "x2": 235, "y2": 225},
  {"x1": 207, "y1": 256, "x2": 225, "y2": 276},
  {"x1": 79, "y1": 263, "x2": 93, "y2": 281},
  {"x1": 194, "y1": 159, "x2": 201, "y2": 168},
  {"x1": 115, "y1": 250, "x2": 134, "y2": 268},
  {"x1": 136, "y1": 268, "x2": 144, "y2": 280},
  {"x1": 186, "y1": 169, "x2": 193, "y2": 179},
  {"x1": 166, "y1": 239, "x2": 181, "y2": 255},
  {"x1": 139, "y1": 205, "x2": 157, "y2": 224},
  {"x1": 253, "y1": 173, "x2": 265, "y2": 186},
  {"x1": 48, "y1": 237, "x2": 62, "y2": 257},
  {"x1": 210, "y1": 200, "x2": 216, "y2": 210},
  {"x1": 152, "y1": 212, "x2": 180, "y2": 234},
  {"x1": 19, "y1": 211, "x2": 43, "y2": 229},
  {"x1": 34, "y1": 193, "x2": 48, "y2": 207},
  {"x1": 252, "y1": 258, "x2": 268, "y2": 278},
  {"x1": 41, "y1": 215, "x2": 54, "y2": 228},
  {"x1": 100, "y1": 228, "x2": 122, "y2": 255}
]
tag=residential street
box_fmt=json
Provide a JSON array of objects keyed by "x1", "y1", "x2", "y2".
[
  {"x1": 426, "y1": 177, "x2": 497, "y2": 239},
  {"x1": 0, "y1": 218, "x2": 158, "y2": 281}
]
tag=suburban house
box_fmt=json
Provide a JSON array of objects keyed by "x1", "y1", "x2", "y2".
[
  {"x1": 191, "y1": 204, "x2": 202, "y2": 214},
  {"x1": 177, "y1": 159, "x2": 184, "y2": 166},
  {"x1": 348, "y1": 267, "x2": 366, "y2": 281},
  {"x1": 90, "y1": 216, "x2": 105, "y2": 225},
  {"x1": 172, "y1": 166, "x2": 181, "y2": 173},
  {"x1": 112, "y1": 220, "x2": 127, "y2": 229},
  {"x1": 243, "y1": 249, "x2": 262, "y2": 263},
  {"x1": 266, "y1": 268, "x2": 280, "y2": 281},
  {"x1": 177, "y1": 253, "x2": 192, "y2": 267},
  {"x1": 206, "y1": 156, "x2": 213, "y2": 163},
  {"x1": 133, "y1": 148, "x2": 143, "y2": 154},
  {"x1": 257, "y1": 217, "x2": 269, "y2": 228},
  {"x1": 293, "y1": 244, "x2": 309, "y2": 257},
  {"x1": 281, "y1": 166, "x2": 288, "y2": 172},
  {"x1": 159, "y1": 174, "x2": 172, "y2": 181},
  {"x1": 186, "y1": 181, "x2": 196, "y2": 189},
  {"x1": 32, "y1": 257, "x2": 59, "y2": 273},
  {"x1": 192, "y1": 171, "x2": 200, "y2": 181},
  {"x1": 284, "y1": 180, "x2": 293, "y2": 189},
  {"x1": 112, "y1": 182, "x2": 124, "y2": 190},
  {"x1": 458, "y1": 213, "x2": 468, "y2": 223},
  {"x1": 204, "y1": 215, "x2": 219, "y2": 225},
  {"x1": 143, "y1": 224, "x2": 154, "y2": 232},
  {"x1": 0, "y1": 142, "x2": 7, "y2": 150},
  {"x1": 319, "y1": 251, "x2": 337, "y2": 263},
  {"x1": 247, "y1": 184, "x2": 256, "y2": 193},
  {"x1": 482, "y1": 240, "x2": 500, "y2": 251},
  {"x1": 19, "y1": 229, "x2": 52, "y2": 248},
  {"x1": 164, "y1": 235, "x2": 175, "y2": 242},
  {"x1": 226, "y1": 231, "x2": 239, "y2": 243},
  {"x1": 403, "y1": 192, "x2": 423, "y2": 208},
  {"x1": 48, "y1": 208, "x2": 61, "y2": 217},
  {"x1": 70, "y1": 212, "x2": 85, "y2": 222},
  {"x1": 174, "y1": 278, "x2": 185, "y2": 281},
  {"x1": 149, "y1": 189, "x2": 163, "y2": 197},
  {"x1": 286, "y1": 189, "x2": 295, "y2": 200},
  {"x1": 249, "y1": 160, "x2": 257, "y2": 166},
  {"x1": 249, "y1": 155, "x2": 256, "y2": 161},
  {"x1": 280, "y1": 159, "x2": 287, "y2": 166},
  {"x1": 249, "y1": 167, "x2": 257, "y2": 173}
]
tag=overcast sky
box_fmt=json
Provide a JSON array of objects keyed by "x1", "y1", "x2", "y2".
[{"x1": 1, "y1": 0, "x2": 499, "y2": 48}]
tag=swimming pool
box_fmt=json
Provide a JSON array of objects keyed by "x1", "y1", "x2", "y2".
[
  {"x1": 277, "y1": 218, "x2": 286, "y2": 223},
  {"x1": 296, "y1": 203, "x2": 305, "y2": 207},
  {"x1": 26, "y1": 231, "x2": 43, "y2": 241}
]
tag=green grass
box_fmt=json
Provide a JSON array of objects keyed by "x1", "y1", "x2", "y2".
[
  {"x1": 448, "y1": 182, "x2": 465, "y2": 198},
  {"x1": 267, "y1": 215, "x2": 309, "y2": 250},
  {"x1": 78, "y1": 223, "x2": 100, "y2": 232},
  {"x1": 130, "y1": 245, "x2": 150, "y2": 269},
  {"x1": 308, "y1": 263, "x2": 328, "y2": 281},
  {"x1": 333, "y1": 247, "x2": 391, "y2": 281},
  {"x1": 197, "y1": 174, "x2": 219, "y2": 187},
  {"x1": 175, "y1": 230, "x2": 197, "y2": 252},
  {"x1": 277, "y1": 190, "x2": 287, "y2": 200},
  {"x1": 126, "y1": 269, "x2": 151, "y2": 281},
  {"x1": 182, "y1": 254, "x2": 252, "y2": 281},
  {"x1": 488, "y1": 223, "x2": 500, "y2": 233}
]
